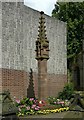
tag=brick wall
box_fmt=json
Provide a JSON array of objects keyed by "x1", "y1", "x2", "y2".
[
  {"x1": 0, "y1": 68, "x2": 67, "y2": 99},
  {"x1": 1, "y1": 68, "x2": 28, "y2": 99},
  {"x1": 0, "y1": 68, "x2": 39, "y2": 99},
  {"x1": 47, "y1": 74, "x2": 67, "y2": 97}
]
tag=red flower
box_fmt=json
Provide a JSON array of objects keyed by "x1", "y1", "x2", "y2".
[{"x1": 38, "y1": 100, "x2": 46, "y2": 107}]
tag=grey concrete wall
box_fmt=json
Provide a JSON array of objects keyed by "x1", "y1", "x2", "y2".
[
  {"x1": 1, "y1": 1, "x2": 67, "y2": 75},
  {"x1": 0, "y1": 1, "x2": 2, "y2": 68},
  {"x1": 2, "y1": 2, "x2": 25, "y2": 70}
]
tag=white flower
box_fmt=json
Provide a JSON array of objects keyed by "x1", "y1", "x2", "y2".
[{"x1": 39, "y1": 101, "x2": 42, "y2": 104}]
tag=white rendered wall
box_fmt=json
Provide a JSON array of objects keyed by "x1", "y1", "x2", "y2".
[{"x1": 1, "y1": 2, "x2": 67, "y2": 75}]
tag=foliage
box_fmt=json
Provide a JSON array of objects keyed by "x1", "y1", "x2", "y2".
[
  {"x1": 15, "y1": 97, "x2": 40, "y2": 116},
  {"x1": 15, "y1": 97, "x2": 70, "y2": 116},
  {"x1": 37, "y1": 107, "x2": 69, "y2": 115},
  {"x1": 47, "y1": 96, "x2": 57, "y2": 105},
  {"x1": 52, "y1": 2, "x2": 84, "y2": 69},
  {"x1": 57, "y1": 83, "x2": 74, "y2": 100},
  {"x1": 27, "y1": 68, "x2": 35, "y2": 98},
  {"x1": 47, "y1": 97, "x2": 70, "y2": 107}
]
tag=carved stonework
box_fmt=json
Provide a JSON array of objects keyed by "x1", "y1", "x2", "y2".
[
  {"x1": 35, "y1": 11, "x2": 49, "y2": 60},
  {"x1": 35, "y1": 11, "x2": 49, "y2": 100}
]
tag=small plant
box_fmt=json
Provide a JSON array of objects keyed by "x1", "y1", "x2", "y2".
[
  {"x1": 57, "y1": 83, "x2": 74, "y2": 100},
  {"x1": 47, "y1": 97, "x2": 70, "y2": 107},
  {"x1": 15, "y1": 97, "x2": 40, "y2": 116},
  {"x1": 47, "y1": 96, "x2": 57, "y2": 105},
  {"x1": 35, "y1": 107, "x2": 69, "y2": 115},
  {"x1": 38, "y1": 100, "x2": 46, "y2": 107}
]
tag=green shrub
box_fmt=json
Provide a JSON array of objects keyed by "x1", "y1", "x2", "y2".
[
  {"x1": 47, "y1": 97, "x2": 57, "y2": 105},
  {"x1": 57, "y1": 83, "x2": 74, "y2": 100}
]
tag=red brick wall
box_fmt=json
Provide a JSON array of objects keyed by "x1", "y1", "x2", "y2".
[
  {"x1": 33, "y1": 73, "x2": 67, "y2": 99},
  {"x1": 0, "y1": 68, "x2": 28, "y2": 99},
  {"x1": 34, "y1": 73, "x2": 67, "y2": 99},
  {"x1": 33, "y1": 72, "x2": 38, "y2": 98},
  {"x1": 0, "y1": 69, "x2": 2, "y2": 93},
  {"x1": 0, "y1": 68, "x2": 67, "y2": 100},
  {"x1": 47, "y1": 74, "x2": 67, "y2": 97}
]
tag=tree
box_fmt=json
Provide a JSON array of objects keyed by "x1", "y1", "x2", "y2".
[
  {"x1": 27, "y1": 68, "x2": 35, "y2": 98},
  {"x1": 52, "y1": 2, "x2": 84, "y2": 70}
]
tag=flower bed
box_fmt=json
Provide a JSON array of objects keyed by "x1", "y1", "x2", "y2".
[
  {"x1": 47, "y1": 97, "x2": 70, "y2": 107},
  {"x1": 15, "y1": 97, "x2": 40, "y2": 116},
  {"x1": 15, "y1": 97, "x2": 70, "y2": 117},
  {"x1": 17, "y1": 107, "x2": 69, "y2": 116},
  {"x1": 36, "y1": 107, "x2": 69, "y2": 115}
]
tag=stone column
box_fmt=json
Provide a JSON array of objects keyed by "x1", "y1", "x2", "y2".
[
  {"x1": 35, "y1": 11, "x2": 49, "y2": 100},
  {"x1": 38, "y1": 59, "x2": 48, "y2": 100}
]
